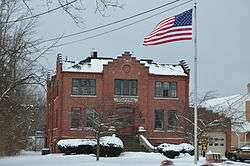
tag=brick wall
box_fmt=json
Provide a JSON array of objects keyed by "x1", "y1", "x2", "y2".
[{"x1": 46, "y1": 53, "x2": 190, "y2": 151}]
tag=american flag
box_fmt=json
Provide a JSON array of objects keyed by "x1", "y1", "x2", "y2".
[{"x1": 143, "y1": 9, "x2": 192, "y2": 46}]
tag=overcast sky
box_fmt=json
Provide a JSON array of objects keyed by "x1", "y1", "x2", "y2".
[{"x1": 35, "y1": 0, "x2": 250, "y2": 97}]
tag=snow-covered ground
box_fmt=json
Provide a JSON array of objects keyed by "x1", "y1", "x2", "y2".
[{"x1": 0, "y1": 151, "x2": 249, "y2": 166}]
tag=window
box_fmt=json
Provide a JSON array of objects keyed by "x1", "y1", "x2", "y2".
[
  {"x1": 72, "y1": 79, "x2": 96, "y2": 95},
  {"x1": 155, "y1": 110, "x2": 164, "y2": 130},
  {"x1": 115, "y1": 79, "x2": 137, "y2": 96},
  {"x1": 168, "y1": 110, "x2": 177, "y2": 130},
  {"x1": 84, "y1": 109, "x2": 97, "y2": 128},
  {"x1": 71, "y1": 108, "x2": 81, "y2": 129},
  {"x1": 155, "y1": 81, "x2": 177, "y2": 98}
]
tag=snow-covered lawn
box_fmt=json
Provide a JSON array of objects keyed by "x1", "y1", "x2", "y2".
[{"x1": 0, "y1": 151, "x2": 249, "y2": 166}]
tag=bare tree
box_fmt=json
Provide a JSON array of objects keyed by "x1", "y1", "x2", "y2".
[
  {"x1": 0, "y1": 0, "x2": 49, "y2": 156},
  {"x1": 177, "y1": 92, "x2": 244, "y2": 144},
  {"x1": 12, "y1": 0, "x2": 122, "y2": 26},
  {"x1": 0, "y1": 0, "x2": 122, "y2": 156},
  {"x1": 81, "y1": 97, "x2": 132, "y2": 161}
]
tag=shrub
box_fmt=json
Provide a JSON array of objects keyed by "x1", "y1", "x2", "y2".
[
  {"x1": 94, "y1": 145, "x2": 123, "y2": 157},
  {"x1": 163, "y1": 150, "x2": 180, "y2": 159},
  {"x1": 57, "y1": 139, "x2": 96, "y2": 155},
  {"x1": 41, "y1": 148, "x2": 50, "y2": 155},
  {"x1": 94, "y1": 135, "x2": 124, "y2": 157},
  {"x1": 56, "y1": 135, "x2": 124, "y2": 157},
  {"x1": 157, "y1": 143, "x2": 172, "y2": 153},
  {"x1": 179, "y1": 143, "x2": 194, "y2": 156},
  {"x1": 158, "y1": 143, "x2": 194, "y2": 158}
]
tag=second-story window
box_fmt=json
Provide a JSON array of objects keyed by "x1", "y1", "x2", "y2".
[
  {"x1": 155, "y1": 81, "x2": 177, "y2": 98},
  {"x1": 155, "y1": 110, "x2": 164, "y2": 130},
  {"x1": 115, "y1": 79, "x2": 137, "y2": 96},
  {"x1": 72, "y1": 79, "x2": 96, "y2": 95}
]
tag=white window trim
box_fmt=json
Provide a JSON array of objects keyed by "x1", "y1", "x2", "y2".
[
  {"x1": 71, "y1": 95, "x2": 97, "y2": 98},
  {"x1": 69, "y1": 128, "x2": 82, "y2": 131},
  {"x1": 153, "y1": 129, "x2": 164, "y2": 132},
  {"x1": 154, "y1": 97, "x2": 179, "y2": 100}
]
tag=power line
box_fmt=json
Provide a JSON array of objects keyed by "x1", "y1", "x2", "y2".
[
  {"x1": 53, "y1": 0, "x2": 193, "y2": 47},
  {"x1": 2, "y1": 0, "x2": 78, "y2": 24},
  {"x1": 38, "y1": 0, "x2": 184, "y2": 44}
]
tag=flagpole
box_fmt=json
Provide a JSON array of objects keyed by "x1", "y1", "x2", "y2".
[{"x1": 193, "y1": 0, "x2": 198, "y2": 165}]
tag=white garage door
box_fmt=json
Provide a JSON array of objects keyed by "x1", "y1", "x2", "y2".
[{"x1": 207, "y1": 132, "x2": 226, "y2": 156}]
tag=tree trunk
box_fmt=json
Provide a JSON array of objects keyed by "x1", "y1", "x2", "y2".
[{"x1": 96, "y1": 130, "x2": 100, "y2": 161}]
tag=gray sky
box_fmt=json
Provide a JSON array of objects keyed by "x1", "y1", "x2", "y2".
[{"x1": 36, "y1": 0, "x2": 250, "y2": 97}]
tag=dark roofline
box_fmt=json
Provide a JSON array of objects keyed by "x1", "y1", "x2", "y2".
[{"x1": 78, "y1": 56, "x2": 113, "y2": 64}]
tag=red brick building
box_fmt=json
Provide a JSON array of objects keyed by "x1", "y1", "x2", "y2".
[{"x1": 46, "y1": 51, "x2": 190, "y2": 151}]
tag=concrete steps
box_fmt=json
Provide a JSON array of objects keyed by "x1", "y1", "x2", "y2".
[{"x1": 119, "y1": 135, "x2": 148, "y2": 152}]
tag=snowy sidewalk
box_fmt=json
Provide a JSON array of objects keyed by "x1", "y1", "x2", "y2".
[{"x1": 0, "y1": 151, "x2": 248, "y2": 166}]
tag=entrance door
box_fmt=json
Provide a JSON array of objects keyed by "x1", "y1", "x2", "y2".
[{"x1": 114, "y1": 107, "x2": 135, "y2": 135}]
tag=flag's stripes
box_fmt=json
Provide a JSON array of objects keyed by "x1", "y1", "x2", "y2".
[
  {"x1": 148, "y1": 21, "x2": 174, "y2": 36},
  {"x1": 156, "y1": 17, "x2": 174, "y2": 27},
  {"x1": 143, "y1": 9, "x2": 192, "y2": 46},
  {"x1": 143, "y1": 38, "x2": 192, "y2": 46},
  {"x1": 144, "y1": 26, "x2": 192, "y2": 46},
  {"x1": 148, "y1": 17, "x2": 174, "y2": 36},
  {"x1": 145, "y1": 26, "x2": 174, "y2": 39},
  {"x1": 145, "y1": 27, "x2": 192, "y2": 39},
  {"x1": 144, "y1": 32, "x2": 192, "y2": 43}
]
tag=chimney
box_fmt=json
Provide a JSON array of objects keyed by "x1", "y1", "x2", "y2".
[
  {"x1": 56, "y1": 53, "x2": 63, "y2": 73},
  {"x1": 57, "y1": 53, "x2": 62, "y2": 64},
  {"x1": 91, "y1": 51, "x2": 97, "y2": 58},
  {"x1": 179, "y1": 59, "x2": 190, "y2": 74},
  {"x1": 123, "y1": 51, "x2": 132, "y2": 56}
]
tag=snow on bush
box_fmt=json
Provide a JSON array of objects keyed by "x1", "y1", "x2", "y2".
[
  {"x1": 157, "y1": 143, "x2": 194, "y2": 158},
  {"x1": 57, "y1": 135, "x2": 123, "y2": 148},
  {"x1": 158, "y1": 143, "x2": 182, "y2": 152},
  {"x1": 100, "y1": 134, "x2": 124, "y2": 148},
  {"x1": 57, "y1": 139, "x2": 96, "y2": 148},
  {"x1": 56, "y1": 135, "x2": 124, "y2": 156},
  {"x1": 179, "y1": 143, "x2": 194, "y2": 151},
  {"x1": 157, "y1": 143, "x2": 194, "y2": 153}
]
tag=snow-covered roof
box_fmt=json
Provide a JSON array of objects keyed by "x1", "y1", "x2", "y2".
[
  {"x1": 202, "y1": 94, "x2": 250, "y2": 131},
  {"x1": 202, "y1": 94, "x2": 244, "y2": 110},
  {"x1": 62, "y1": 59, "x2": 113, "y2": 73},
  {"x1": 61, "y1": 56, "x2": 187, "y2": 76},
  {"x1": 232, "y1": 121, "x2": 250, "y2": 133},
  {"x1": 140, "y1": 60, "x2": 187, "y2": 76}
]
